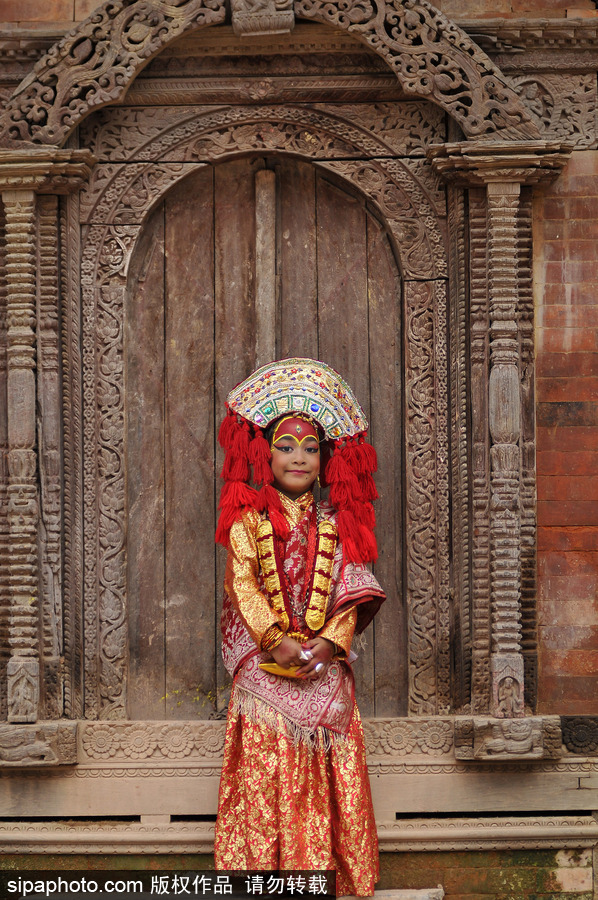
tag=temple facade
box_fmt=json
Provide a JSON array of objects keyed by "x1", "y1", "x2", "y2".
[{"x1": 0, "y1": 0, "x2": 598, "y2": 895}]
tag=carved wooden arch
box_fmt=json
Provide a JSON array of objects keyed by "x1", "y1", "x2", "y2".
[
  {"x1": 0, "y1": 0, "x2": 540, "y2": 149},
  {"x1": 76, "y1": 124, "x2": 450, "y2": 716},
  {"x1": 81, "y1": 103, "x2": 447, "y2": 279}
]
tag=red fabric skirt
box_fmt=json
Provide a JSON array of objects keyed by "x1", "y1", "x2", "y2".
[{"x1": 214, "y1": 684, "x2": 379, "y2": 897}]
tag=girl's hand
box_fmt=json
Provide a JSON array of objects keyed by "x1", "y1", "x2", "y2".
[
  {"x1": 296, "y1": 637, "x2": 335, "y2": 678},
  {"x1": 270, "y1": 635, "x2": 305, "y2": 669}
]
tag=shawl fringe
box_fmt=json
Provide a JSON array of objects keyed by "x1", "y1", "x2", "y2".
[{"x1": 232, "y1": 686, "x2": 346, "y2": 752}]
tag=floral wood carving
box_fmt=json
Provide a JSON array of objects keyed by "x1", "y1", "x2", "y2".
[
  {"x1": 510, "y1": 74, "x2": 596, "y2": 150},
  {"x1": 0, "y1": 0, "x2": 539, "y2": 148},
  {"x1": 77, "y1": 105, "x2": 447, "y2": 277},
  {"x1": 81, "y1": 225, "x2": 141, "y2": 718},
  {"x1": 404, "y1": 281, "x2": 450, "y2": 715},
  {"x1": 37, "y1": 195, "x2": 63, "y2": 719},
  {"x1": 293, "y1": 0, "x2": 539, "y2": 141},
  {"x1": 0, "y1": 0, "x2": 226, "y2": 148}
]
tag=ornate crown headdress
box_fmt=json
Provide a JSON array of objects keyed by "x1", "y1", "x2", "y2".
[{"x1": 215, "y1": 358, "x2": 378, "y2": 563}]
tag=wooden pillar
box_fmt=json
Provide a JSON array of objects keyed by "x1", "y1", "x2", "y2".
[
  {"x1": 4, "y1": 189, "x2": 39, "y2": 722},
  {"x1": 0, "y1": 149, "x2": 94, "y2": 723},
  {"x1": 429, "y1": 140, "x2": 570, "y2": 717},
  {"x1": 486, "y1": 180, "x2": 525, "y2": 717}
]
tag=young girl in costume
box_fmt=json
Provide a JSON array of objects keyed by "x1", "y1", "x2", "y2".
[{"x1": 214, "y1": 359, "x2": 385, "y2": 897}]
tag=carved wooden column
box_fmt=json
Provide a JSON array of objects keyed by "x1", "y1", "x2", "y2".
[
  {"x1": 0, "y1": 150, "x2": 94, "y2": 723},
  {"x1": 3, "y1": 187, "x2": 38, "y2": 723},
  {"x1": 429, "y1": 140, "x2": 570, "y2": 717}
]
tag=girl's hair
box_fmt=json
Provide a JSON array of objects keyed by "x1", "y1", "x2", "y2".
[{"x1": 216, "y1": 407, "x2": 378, "y2": 564}]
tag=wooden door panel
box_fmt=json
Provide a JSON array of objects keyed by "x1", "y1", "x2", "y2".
[
  {"x1": 127, "y1": 203, "x2": 167, "y2": 719},
  {"x1": 127, "y1": 157, "x2": 406, "y2": 719},
  {"x1": 164, "y1": 168, "x2": 216, "y2": 719},
  {"x1": 366, "y1": 215, "x2": 406, "y2": 717},
  {"x1": 279, "y1": 161, "x2": 318, "y2": 359}
]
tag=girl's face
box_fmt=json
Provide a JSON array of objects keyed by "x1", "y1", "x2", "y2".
[{"x1": 270, "y1": 416, "x2": 320, "y2": 500}]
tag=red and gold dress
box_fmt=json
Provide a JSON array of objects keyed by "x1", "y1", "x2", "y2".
[{"x1": 214, "y1": 491, "x2": 385, "y2": 896}]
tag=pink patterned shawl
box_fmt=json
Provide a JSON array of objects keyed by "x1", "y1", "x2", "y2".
[{"x1": 221, "y1": 499, "x2": 385, "y2": 737}]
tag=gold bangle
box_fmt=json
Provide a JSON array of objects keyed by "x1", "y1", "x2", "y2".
[{"x1": 261, "y1": 625, "x2": 284, "y2": 652}]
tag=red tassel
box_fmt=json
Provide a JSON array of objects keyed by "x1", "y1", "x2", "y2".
[
  {"x1": 329, "y1": 479, "x2": 358, "y2": 512},
  {"x1": 325, "y1": 443, "x2": 352, "y2": 485},
  {"x1": 336, "y1": 508, "x2": 363, "y2": 560},
  {"x1": 357, "y1": 434, "x2": 378, "y2": 473},
  {"x1": 219, "y1": 480, "x2": 258, "y2": 510},
  {"x1": 217, "y1": 407, "x2": 237, "y2": 450},
  {"x1": 215, "y1": 480, "x2": 259, "y2": 547},
  {"x1": 255, "y1": 484, "x2": 290, "y2": 540},
  {"x1": 359, "y1": 472, "x2": 378, "y2": 502},
  {"x1": 358, "y1": 523, "x2": 378, "y2": 562},
  {"x1": 249, "y1": 427, "x2": 273, "y2": 485},
  {"x1": 221, "y1": 419, "x2": 252, "y2": 482}
]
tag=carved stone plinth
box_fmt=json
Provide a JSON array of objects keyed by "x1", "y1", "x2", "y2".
[
  {"x1": 454, "y1": 716, "x2": 562, "y2": 761},
  {"x1": 0, "y1": 721, "x2": 77, "y2": 765}
]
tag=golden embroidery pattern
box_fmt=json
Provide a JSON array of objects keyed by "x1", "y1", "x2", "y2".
[{"x1": 256, "y1": 517, "x2": 338, "y2": 636}]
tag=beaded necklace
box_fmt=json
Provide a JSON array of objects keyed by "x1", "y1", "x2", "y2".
[{"x1": 256, "y1": 504, "x2": 337, "y2": 637}]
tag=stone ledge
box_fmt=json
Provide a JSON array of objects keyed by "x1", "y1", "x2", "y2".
[{"x1": 0, "y1": 816, "x2": 595, "y2": 855}]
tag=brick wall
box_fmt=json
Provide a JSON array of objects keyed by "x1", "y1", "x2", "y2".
[{"x1": 534, "y1": 151, "x2": 598, "y2": 715}]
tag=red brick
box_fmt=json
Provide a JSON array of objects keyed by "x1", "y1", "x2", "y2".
[
  {"x1": 550, "y1": 174, "x2": 598, "y2": 197},
  {"x1": 569, "y1": 234, "x2": 598, "y2": 259},
  {"x1": 537, "y1": 282, "x2": 567, "y2": 304},
  {"x1": 536, "y1": 377, "x2": 598, "y2": 402},
  {"x1": 538, "y1": 525, "x2": 598, "y2": 550},
  {"x1": 538, "y1": 499, "x2": 598, "y2": 526},
  {"x1": 0, "y1": 0, "x2": 74, "y2": 20},
  {"x1": 536, "y1": 352, "x2": 598, "y2": 378},
  {"x1": 536, "y1": 353, "x2": 598, "y2": 378},
  {"x1": 536, "y1": 328, "x2": 598, "y2": 352},
  {"x1": 570, "y1": 282, "x2": 598, "y2": 304},
  {"x1": 568, "y1": 197, "x2": 598, "y2": 219},
  {"x1": 540, "y1": 221, "x2": 566, "y2": 241},
  {"x1": 540, "y1": 241, "x2": 565, "y2": 261},
  {"x1": 539, "y1": 623, "x2": 598, "y2": 650},
  {"x1": 564, "y1": 258, "x2": 598, "y2": 282},
  {"x1": 542, "y1": 198, "x2": 567, "y2": 219},
  {"x1": 540, "y1": 305, "x2": 598, "y2": 329},
  {"x1": 537, "y1": 426, "x2": 598, "y2": 452},
  {"x1": 538, "y1": 549, "x2": 598, "y2": 574},
  {"x1": 567, "y1": 218, "x2": 598, "y2": 239},
  {"x1": 542, "y1": 260, "x2": 566, "y2": 283},
  {"x1": 541, "y1": 649, "x2": 598, "y2": 676},
  {"x1": 537, "y1": 449, "x2": 598, "y2": 475},
  {"x1": 538, "y1": 475, "x2": 598, "y2": 501},
  {"x1": 538, "y1": 573, "x2": 598, "y2": 601},
  {"x1": 538, "y1": 696, "x2": 598, "y2": 715},
  {"x1": 537, "y1": 673, "x2": 598, "y2": 704}
]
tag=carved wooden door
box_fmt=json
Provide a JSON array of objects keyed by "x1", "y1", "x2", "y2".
[{"x1": 126, "y1": 156, "x2": 406, "y2": 720}]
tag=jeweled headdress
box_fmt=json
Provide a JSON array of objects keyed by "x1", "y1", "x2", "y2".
[{"x1": 216, "y1": 358, "x2": 378, "y2": 563}]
